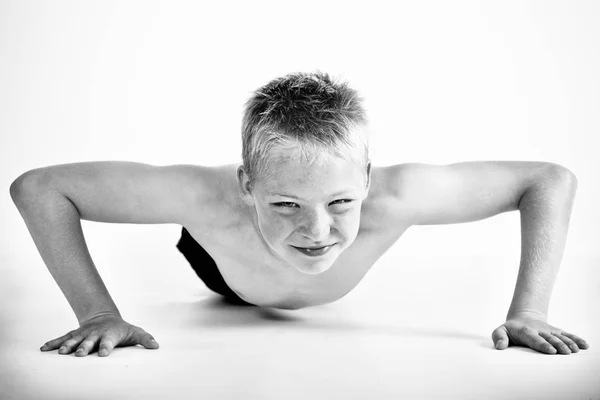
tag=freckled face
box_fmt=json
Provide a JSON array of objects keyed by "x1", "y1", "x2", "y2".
[{"x1": 242, "y1": 150, "x2": 370, "y2": 275}]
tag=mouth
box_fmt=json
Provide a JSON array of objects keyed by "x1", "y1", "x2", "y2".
[{"x1": 291, "y1": 244, "x2": 336, "y2": 257}]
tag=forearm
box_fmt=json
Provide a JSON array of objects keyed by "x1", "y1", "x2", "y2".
[
  {"x1": 507, "y1": 167, "x2": 577, "y2": 321},
  {"x1": 11, "y1": 185, "x2": 121, "y2": 325}
]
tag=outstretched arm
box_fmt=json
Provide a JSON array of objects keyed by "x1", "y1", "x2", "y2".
[
  {"x1": 389, "y1": 160, "x2": 589, "y2": 354},
  {"x1": 493, "y1": 166, "x2": 589, "y2": 354},
  {"x1": 10, "y1": 161, "x2": 217, "y2": 357}
]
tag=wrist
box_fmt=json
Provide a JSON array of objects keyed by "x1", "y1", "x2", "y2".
[
  {"x1": 506, "y1": 309, "x2": 548, "y2": 322},
  {"x1": 79, "y1": 310, "x2": 122, "y2": 326}
]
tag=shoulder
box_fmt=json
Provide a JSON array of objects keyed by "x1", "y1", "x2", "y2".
[
  {"x1": 363, "y1": 162, "x2": 448, "y2": 230},
  {"x1": 167, "y1": 163, "x2": 243, "y2": 227},
  {"x1": 360, "y1": 164, "x2": 411, "y2": 231}
]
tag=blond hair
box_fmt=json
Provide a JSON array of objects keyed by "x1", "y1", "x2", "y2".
[{"x1": 241, "y1": 71, "x2": 369, "y2": 184}]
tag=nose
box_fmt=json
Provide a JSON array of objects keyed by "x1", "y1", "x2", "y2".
[{"x1": 299, "y1": 208, "x2": 332, "y2": 242}]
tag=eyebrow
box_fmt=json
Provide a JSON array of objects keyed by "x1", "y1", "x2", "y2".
[{"x1": 268, "y1": 190, "x2": 355, "y2": 199}]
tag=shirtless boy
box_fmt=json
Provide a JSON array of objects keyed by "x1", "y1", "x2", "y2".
[{"x1": 10, "y1": 71, "x2": 589, "y2": 357}]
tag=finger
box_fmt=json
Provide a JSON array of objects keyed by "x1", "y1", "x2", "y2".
[
  {"x1": 128, "y1": 328, "x2": 159, "y2": 350},
  {"x1": 553, "y1": 333, "x2": 579, "y2": 353},
  {"x1": 520, "y1": 327, "x2": 556, "y2": 354},
  {"x1": 75, "y1": 336, "x2": 100, "y2": 357},
  {"x1": 59, "y1": 336, "x2": 85, "y2": 355},
  {"x1": 540, "y1": 332, "x2": 571, "y2": 354},
  {"x1": 98, "y1": 335, "x2": 117, "y2": 357},
  {"x1": 137, "y1": 332, "x2": 159, "y2": 350},
  {"x1": 491, "y1": 326, "x2": 509, "y2": 350},
  {"x1": 561, "y1": 332, "x2": 589, "y2": 350},
  {"x1": 41, "y1": 332, "x2": 74, "y2": 351}
]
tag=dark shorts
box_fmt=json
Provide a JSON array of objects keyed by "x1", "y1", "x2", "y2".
[{"x1": 176, "y1": 227, "x2": 256, "y2": 306}]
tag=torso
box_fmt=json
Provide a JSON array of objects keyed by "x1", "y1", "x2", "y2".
[{"x1": 182, "y1": 164, "x2": 411, "y2": 310}]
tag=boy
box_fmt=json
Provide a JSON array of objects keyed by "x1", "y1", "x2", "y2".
[{"x1": 10, "y1": 72, "x2": 589, "y2": 358}]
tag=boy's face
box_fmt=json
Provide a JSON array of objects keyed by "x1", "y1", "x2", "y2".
[{"x1": 238, "y1": 148, "x2": 370, "y2": 275}]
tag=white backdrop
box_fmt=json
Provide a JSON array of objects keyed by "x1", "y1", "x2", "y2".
[
  {"x1": 2, "y1": 1, "x2": 598, "y2": 262},
  {"x1": 1, "y1": 2, "x2": 599, "y2": 399}
]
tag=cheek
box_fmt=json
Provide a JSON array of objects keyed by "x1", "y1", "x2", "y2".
[
  {"x1": 258, "y1": 210, "x2": 294, "y2": 238},
  {"x1": 258, "y1": 206, "x2": 361, "y2": 241},
  {"x1": 336, "y1": 210, "x2": 362, "y2": 235}
]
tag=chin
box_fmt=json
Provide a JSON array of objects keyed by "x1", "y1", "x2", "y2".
[{"x1": 291, "y1": 262, "x2": 333, "y2": 275}]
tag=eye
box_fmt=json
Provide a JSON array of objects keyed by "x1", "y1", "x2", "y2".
[
  {"x1": 274, "y1": 202, "x2": 298, "y2": 208},
  {"x1": 331, "y1": 199, "x2": 353, "y2": 206}
]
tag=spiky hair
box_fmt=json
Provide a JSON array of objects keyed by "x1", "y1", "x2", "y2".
[{"x1": 241, "y1": 71, "x2": 369, "y2": 183}]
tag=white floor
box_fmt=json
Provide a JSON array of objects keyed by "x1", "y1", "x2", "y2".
[{"x1": 1, "y1": 225, "x2": 599, "y2": 400}]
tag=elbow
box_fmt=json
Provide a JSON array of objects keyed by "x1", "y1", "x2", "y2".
[
  {"x1": 546, "y1": 163, "x2": 578, "y2": 190},
  {"x1": 518, "y1": 164, "x2": 577, "y2": 210},
  {"x1": 10, "y1": 174, "x2": 31, "y2": 204},
  {"x1": 537, "y1": 164, "x2": 579, "y2": 206},
  {"x1": 9, "y1": 170, "x2": 47, "y2": 204}
]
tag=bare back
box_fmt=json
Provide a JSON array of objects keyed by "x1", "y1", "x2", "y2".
[{"x1": 181, "y1": 164, "x2": 410, "y2": 310}]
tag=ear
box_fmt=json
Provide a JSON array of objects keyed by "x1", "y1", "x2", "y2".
[
  {"x1": 365, "y1": 162, "x2": 372, "y2": 194},
  {"x1": 236, "y1": 165, "x2": 255, "y2": 206}
]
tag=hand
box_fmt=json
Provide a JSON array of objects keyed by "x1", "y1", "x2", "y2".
[
  {"x1": 40, "y1": 313, "x2": 159, "y2": 357},
  {"x1": 492, "y1": 312, "x2": 589, "y2": 355}
]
